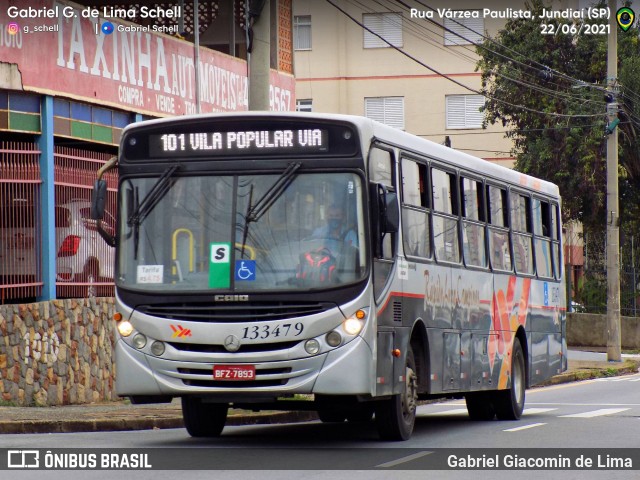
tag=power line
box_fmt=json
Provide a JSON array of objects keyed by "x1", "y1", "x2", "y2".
[
  {"x1": 410, "y1": 0, "x2": 607, "y2": 92},
  {"x1": 356, "y1": 0, "x2": 601, "y2": 108},
  {"x1": 417, "y1": 120, "x2": 617, "y2": 137},
  {"x1": 325, "y1": 0, "x2": 603, "y2": 119},
  {"x1": 406, "y1": 0, "x2": 640, "y2": 128}
]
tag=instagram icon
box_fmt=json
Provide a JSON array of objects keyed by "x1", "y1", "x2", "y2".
[{"x1": 7, "y1": 22, "x2": 19, "y2": 35}]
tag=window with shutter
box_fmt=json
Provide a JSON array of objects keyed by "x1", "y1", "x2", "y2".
[
  {"x1": 364, "y1": 97, "x2": 405, "y2": 129},
  {"x1": 363, "y1": 13, "x2": 403, "y2": 48},
  {"x1": 444, "y1": 13, "x2": 484, "y2": 45},
  {"x1": 446, "y1": 95, "x2": 485, "y2": 129}
]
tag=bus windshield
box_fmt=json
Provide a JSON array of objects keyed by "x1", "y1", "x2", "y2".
[{"x1": 117, "y1": 170, "x2": 367, "y2": 293}]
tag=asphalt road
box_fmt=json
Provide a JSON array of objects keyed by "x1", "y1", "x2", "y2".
[{"x1": 3, "y1": 371, "x2": 639, "y2": 479}]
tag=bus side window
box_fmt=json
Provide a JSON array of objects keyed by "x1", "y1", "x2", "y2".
[
  {"x1": 461, "y1": 176, "x2": 486, "y2": 267},
  {"x1": 487, "y1": 184, "x2": 511, "y2": 271},
  {"x1": 551, "y1": 203, "x2": 562, "y2": 279},
  {"x1": 369, "y1": 147, "x2": 397, "y2": 301},
  {"x1": 401, "y1": 158, "x2": 430, "y2": 258},
  {"x1": 533, "y1": 198, "x2": 553, "y2": 278},
  {"x1": 369, "y1": 147, "x2": 394, "y2": 188},
  {"x1": 432, "y1": 167, "x2": 459, "y2": 263},
  {"x1": 510, "y1": 192, "x2": 533, "y2": 275}
]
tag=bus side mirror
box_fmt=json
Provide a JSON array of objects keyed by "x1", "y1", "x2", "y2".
[
  {"x1": 382, "y1": 190, "x2": 399, "y2": 234},
  {"x1": 91, "y1": 180, "x2": 107, "y2": 220},
  {"x1": 91, "y1": 156, "x2": 118, "y2": 248},
  {"x1": 371, "y1": 183, "x2": 398, "y2": 234},
  {"x1": 370, "y1": 183, "x2": 399, "y2": 257}
]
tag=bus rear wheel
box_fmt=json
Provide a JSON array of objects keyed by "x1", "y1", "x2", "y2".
[
  {"x1": 375, "y1": 347, "x2": 418, "y2": 441},
  {"x1": 181, "y1": 397, "x2": 228, "y2": 437},
  {"x1": 493, "y1": 338, "x2": 526, "y2": 420}
]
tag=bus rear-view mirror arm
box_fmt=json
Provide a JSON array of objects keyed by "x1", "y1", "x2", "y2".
[{"x1": 91, "y1": 156, "x2": 117, "y2": 247}]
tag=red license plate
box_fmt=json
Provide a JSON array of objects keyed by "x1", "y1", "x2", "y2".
[{"x1": 212, "y1": 365, "x2": 256, "y2": 381}]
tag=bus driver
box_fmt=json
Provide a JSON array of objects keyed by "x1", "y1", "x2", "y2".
[{"x1": 312, "y1": 204, "x2": 358, "y2": 248}]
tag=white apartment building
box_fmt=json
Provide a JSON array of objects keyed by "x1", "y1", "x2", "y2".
[{"x1": 292, "y1": 0, "x2": 582, "y2": 168}]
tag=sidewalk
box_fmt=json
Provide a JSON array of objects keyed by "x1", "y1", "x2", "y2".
[{"x1": 1, "y1": 355, "x2": 638, "y2": 435}]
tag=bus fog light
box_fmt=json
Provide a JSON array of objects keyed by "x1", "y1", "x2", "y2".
[
  {"x1": 305, "y1": 339, "x2": 320, "y2": 355},
  {"x1": 132, "y1": 334, "x2": 147, "y2": 349},
  {"x1": 150, "y1": 341, "x2": 165, "y2": 356},
  {"x1": 343, "y1": 318, "x2": 364, "y2": 336},
  {"x1": 117, "y1": 321, "x2": 134, "y2": 337},
  {"x1": 326, "y1": 331, "x2": 342, "y2": 347}
]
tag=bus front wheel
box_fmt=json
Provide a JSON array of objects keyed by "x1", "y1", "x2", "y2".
[
  {"x1": 375, "y1": 347, "x2": 418, "y2": 441},
  {"x1": 493, "y1": 338, "x2": 526, "y2": 420},
  {"x1": 181, "y1": 397, "x2": 228, "y2": 437}
]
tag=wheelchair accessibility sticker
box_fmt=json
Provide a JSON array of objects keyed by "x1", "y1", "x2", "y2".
[{"x1": 235, "y1": 260, "x2": 256, "y2": 281}]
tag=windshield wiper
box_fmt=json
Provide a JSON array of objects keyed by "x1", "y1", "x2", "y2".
[
  {"x1": 128, "y1": 164, "x2": 180, "y2": 258},
  {"x1": 240, "y1": 162, "x2": 301, "y2": 257},
  {"x1": 246, "y1": 162, "x2": 301, "y2": 222},
  {"x1": 128, "y1": 164, "x2": 180, "y2": 227}
]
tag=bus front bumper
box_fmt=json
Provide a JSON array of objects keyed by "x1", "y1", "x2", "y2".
[{"x1": 114, "y1": 335, "x2": 375, "y2": 399}]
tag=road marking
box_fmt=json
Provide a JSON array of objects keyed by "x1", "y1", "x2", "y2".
[
  {"x1": 522, "y1": 408, "x2": 557, "y2": 415},
  {"x1": 559, "y1": 408, "x2": 630, "y2": 418},
  {"x1": 503, "y1": 422, "x2": 547, "y2": 432},
  {"x1": 421, "y1": 408, "x2": 468, "y2": 416},
  {"x1": 376, "y1": 451, "x2": 434, "y2": 468},
  {"x1": 596, "y1": 377, "x2": 639, "y2": 382},
  {"x1": 419, "y1": 407, "x2": 558, "y2": 418}
]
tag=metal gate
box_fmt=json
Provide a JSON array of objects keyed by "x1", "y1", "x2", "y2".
[
  {"x1": 54, "y1": 146, "x2": 116, "y2": 299},
  {"x1": 0, "y1": 141, "x2": 43, "y2": 302}
]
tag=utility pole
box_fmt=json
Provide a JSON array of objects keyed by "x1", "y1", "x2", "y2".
[
  {"x1": 194, "y1": 0, "x2": 201, "y2": 113},
  {"x1": 248, "y1": 0, "x2": 271, "y2": 111},
  {"x1": 606, "y1": 0, "x2": 622, "y2": 362}
]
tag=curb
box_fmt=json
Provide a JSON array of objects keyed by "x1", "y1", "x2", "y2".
[
  {"x1": 0, "y1": 410, "x2": 320, "y2": 435},
  {"x1": 540, "y1": 360, "x2": 640, "y2": 386}
]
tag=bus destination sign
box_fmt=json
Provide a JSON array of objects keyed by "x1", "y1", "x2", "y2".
[{"x1": 149, "y1": 128, "x2": 329, "y2": 158}]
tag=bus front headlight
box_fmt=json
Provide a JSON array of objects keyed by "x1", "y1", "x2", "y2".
[
  {"x1": 117, "y1": 321, "x2": 134, "y2": 337},
  {"x1": 342, "y1": 309, "x2": 367, "y2": 336},
  {"x1": 305, "y1": 339, "x2": 320, "y2": 355},
  {"x1": 132, "y1": 334, "x2": 147, "y2": 349},
  {"x1": 343, "y1": 318, "x2": 364, "y2": 336}
]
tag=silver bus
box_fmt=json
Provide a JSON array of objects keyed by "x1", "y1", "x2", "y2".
[{"x1": 92, "y1": 112, "x2": 566, "y2": 440}]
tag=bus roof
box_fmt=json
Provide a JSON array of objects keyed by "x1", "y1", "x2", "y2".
[{"x1": 124, "y1": 111, "x2": 560, "y2": 198}]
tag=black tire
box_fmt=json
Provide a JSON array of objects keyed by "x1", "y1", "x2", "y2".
[
  {"x1": 317, "y1": 410, "x2": 346, "y2": 423},
  {"x1": 375, "y1": 347, "x2": 418, "y2": 441},
  {"x1": 465, "y1": 392, "x2": 495, "y2": 421},
  {"x1": 181, "y1": 397, "x2": 228, "y2": 437},
  {"x1": 345, "y1": 405, "x2": 374, "y2": 423},
  {"x1": 493, "y1": 338, "x2": 526, "y2": 420}
]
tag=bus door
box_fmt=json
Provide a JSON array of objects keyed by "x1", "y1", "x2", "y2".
[{"x1": 370, "y1": 146, "x2": 404, "y2": 397}]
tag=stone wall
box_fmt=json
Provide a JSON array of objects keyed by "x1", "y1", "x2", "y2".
[
  {"x1": 0, "y1": 298, "x2": 117, "y2": 406},
  {"x1": 567, "y1": 313, "x2": 640, "y2": 349}
]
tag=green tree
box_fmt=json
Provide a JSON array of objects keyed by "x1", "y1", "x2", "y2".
[{"x1": 476, "y1": 0, "x2": 640, "y2": 235}]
